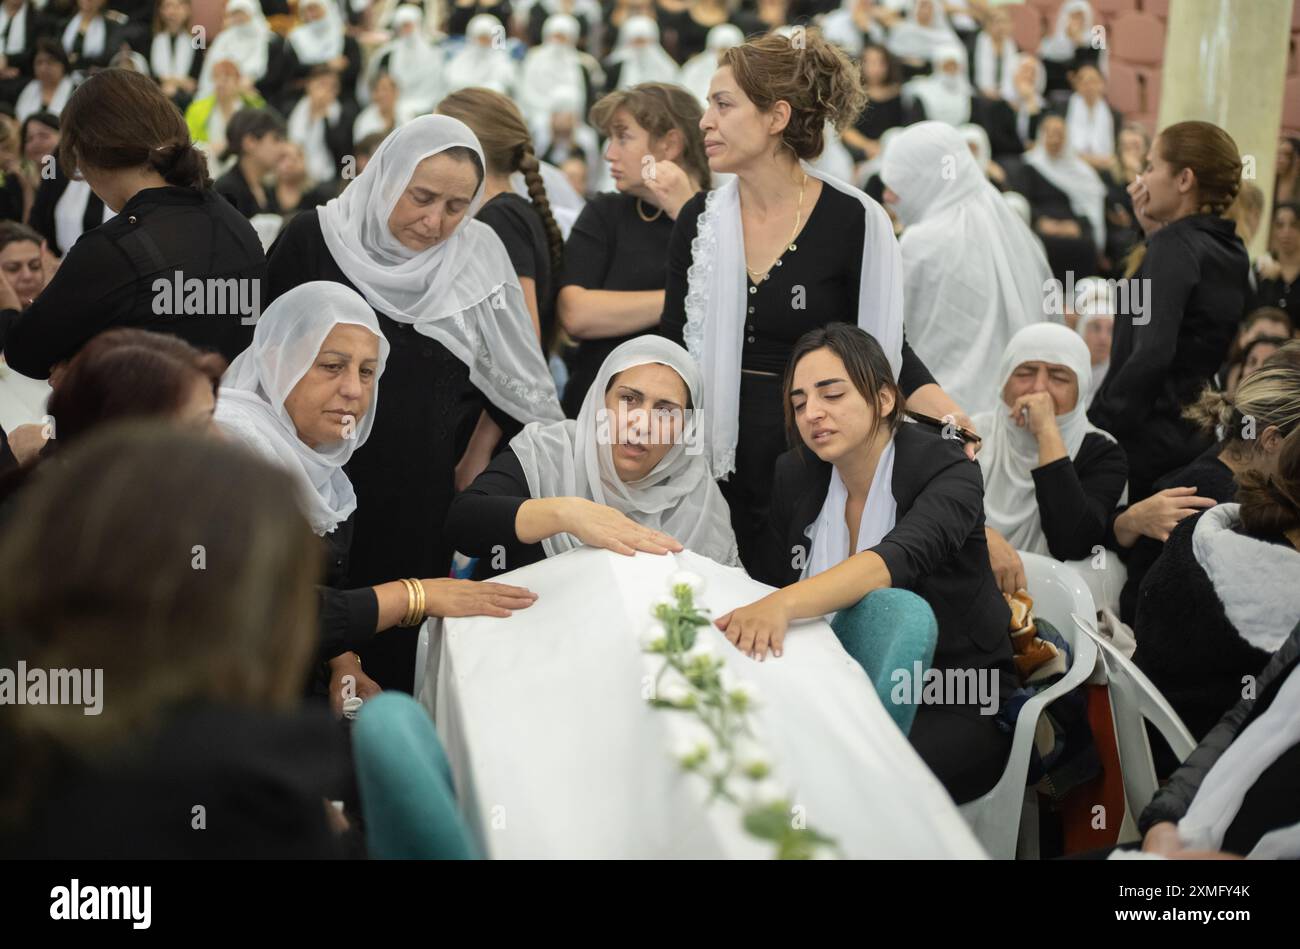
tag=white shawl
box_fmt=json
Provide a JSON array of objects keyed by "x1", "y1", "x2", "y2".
[
  {"x1": 0, "y1": 2, "x2": 28, "y2": 57},
  {"x1": 607, "y1": 16, "x2": 679, "y2": 89},
  {"x1": 197, "y1": 0, "x2": 270, "y2": 96},
  {"x1": 364, "y1": 5, "x2": 443, "y2": 113},
  {"x1": 443, "y1": 14, "x2": 517, "y2": 95},
  {"x1": 317, "y1": 114, "x2": 563, "y2": 425},
  {"x1": 61, "y1": 14, "x2": 105, "y2": 61},
  {"x1": 287, "y1": 96, "x2": 342, "y2": 183},
  {"x1": 150, "y1": 29, "x2": 196, "y2": 81},
  {"x1": 1024, "y1": 137, "x2": 1108, "y2": 252},
  {"x1": 215, "y1": 281, "x2": 390, "y2": 536},
  {"x1": 683, "y1": 164, "x2": 904, "y2": 479},
  {"x1": 882, "y1": 122, "x2": 1051, "y2": 417},
  {"x1": 973, "y1": 323, "x2": 1115, "y2": 556},
  {"x1": 15, "y1": 75, "x2": 72, "y2": 122},
  {"x1": 519, "y1": 14, "x2": 587, "y2": 124},
  {"x1": 288, "y1": 0, "x2": 346, "y2": 66},
  {"x1": 887, "y1": 0, "x2": 958, "y2": 61},
  {"x1": 510, "y1": 336, "x2": 739, "y2": 565},
  {"x1": 1066, "y1": 92, "x2": 1115, "y2": 158},
  {"x1": 1039, "y1": 0, "x2": 1094, "y2": 63},
  {"x1": 803, "y1": 437, "x2": 898, "y2": 581},
  {"x1": 679, "y1": 23, "x2": 742, "y2": 107},
  {"x1": 973, "y1": 30, "x2": 1017, "y2": 96},
  {"x1": 903, "y1": 43, "x2": 971, "y2": 127}
]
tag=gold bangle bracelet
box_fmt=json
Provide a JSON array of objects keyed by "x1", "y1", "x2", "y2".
[
  {"x1": 400, "y1": 578, "x2": 418, "y2": 627},
  {"x1": 412, "y1": 579, "x2": 426, "y2": 626}
]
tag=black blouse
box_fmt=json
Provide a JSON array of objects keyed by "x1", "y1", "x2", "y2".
[
  {"x1": 215, "y1": 166, "x2": 281, "y2": 219},
  {"x1": 1030, "y1": 431, "x2": 1129, "y2": 562},
  {"x1": 476, "y1": 192, "x2": 555, "y2": 345},
  {"x1": 3, "y1": 185, "x2": 265, "y2": 378},
  {"x1": 660, "y1": 185, "x2": 935, "y2": 393},
  {"x1": 444, "y1": 448, "x2": 547, "y2": 578},
  {"x1": 559, "y1": 191, "x2": 675, "y2": 414}
]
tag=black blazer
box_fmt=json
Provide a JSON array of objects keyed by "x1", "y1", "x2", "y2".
[
  {"x1": 3, "y1": 185, "x2": 265, "y2": 377},
  {"x1": 755, "y1": 421, "x2": 1016, "y2": 691},
  {"x1": 28, "y1": 162, "x2": 107, "y2": 257}
]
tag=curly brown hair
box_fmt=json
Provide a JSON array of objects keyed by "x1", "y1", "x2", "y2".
[{"x1": 718, "y1": 29, "x2": 868, "y2": 161}]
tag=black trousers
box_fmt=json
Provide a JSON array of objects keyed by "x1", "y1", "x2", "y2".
[
  {"x1": 719, "y1": 372, "x2": 789, "y2": 572},
  {"x1": 908, "y1": 703, "x2": 1012, "y2": 805}
]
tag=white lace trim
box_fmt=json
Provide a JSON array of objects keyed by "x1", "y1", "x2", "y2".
[{"x1": 684, "y1": 188, "x2": 737, "y2": 477}]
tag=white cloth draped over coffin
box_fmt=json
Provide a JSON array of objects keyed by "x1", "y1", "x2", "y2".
[{"x1": 419, "y1": 546, "x2": 986, "y2": 859}]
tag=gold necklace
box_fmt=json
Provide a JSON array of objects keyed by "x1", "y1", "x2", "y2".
[
  {"x1": 636, "y1": 198, "x2": 663, "y2": 223},
  {"x1": 746, "y1": 173, "x2": 808, "y2": 283}
]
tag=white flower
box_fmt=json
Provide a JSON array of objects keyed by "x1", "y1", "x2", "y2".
[
  {"x1": 640, "y1": 622, "x2": 669, "y2": 651},
  {"x1": 733, "y1": 737, "x2": 773, "y2": 780},
  {"x1": 668, "y1": 569, "x2": 706, "y2": 598},
  {"x1": 673, "y1": 729, "x2": 716, "y2": 769},
  {"x1": 743, "y1": 778, "x2": 789, "y2": 810},
  {"x1": 684, "y1": 640, "x2": 715, "y2": 663},
  {"x1": 728, "y1": 679, "x2": 762, "y2": 711},
  {"x1": 657, "y1": 679, "x2": 695, "y2": 707}
]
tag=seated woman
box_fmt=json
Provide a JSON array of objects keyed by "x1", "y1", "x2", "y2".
[
  {"x1": 216, "y1": 281, "x2": 538, "y2": 713},
  {"x1": 1133, "y1": 424, "x2": 1300, "y2": 741},
  {"x1": 214, "y1": 108, "x2": 288, "y2": 219},
  {"x1": 1113, "y1": 363, "x2": 1300, "y2": 624},
  {"x1": 0, "y1": 425, "x2": 351, "y2": 858},
  {"x1": 737, "y1": 324, "x2": 1017, "y2": 804},
  {"x1": 975, "y1": 323, "x2": 1128, "y2": 595},
  {"x1": 1014, "y1": 112, "x2": 1106, "y2": 281},
  {"x1": 446, "y1": 336, "x2": 738, "y2": 576},
  {"x1": 1136, "y1": 616, "x2": 1300, "y2": 860}
]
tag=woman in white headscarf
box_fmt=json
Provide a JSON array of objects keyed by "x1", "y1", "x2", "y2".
[
  {"x1": 444, "y1": 14, "x2": 517, "y2": 95},
  {"x1": 973, "y1": 323, "x2": 1127, "y2": 595},
  {"x1": 446, "y1": 335, "x2": 740, "y2": 573},
  {"x1": 531, "y1": 84, "x2": 601, "y2": 189},
  {"x1": 217, "y1": 280, "x2": 538, "y2": 711},
  {"x1": 957, "y1": 122, "x2": 1007, "y2": 189},
  {"x1": 519, "y1": 14, "x2": 595, "y2": 126},
  {"x1": 821, "y1": 0, "x2": 886, "y2": 60},
  {"x1": 364, "y1": 5, "x2": 444, "y2": 115},
  {"x1": 1018, "y1": 112, "x2": 1106, "y2": 278},
  {"x1": 196, "y1": 0, "x2": 271, "y2": 98},
  {"x1": 902, "y1": 42, "x2": 971, "y2": 127},
  {"x1": 680, "y1": 23, "x2": 743, "y2": 108},
  {"x1": 886, "y1": 0, "x2": 958, "y2": 73},
  {"x1": 265, "y1": 115, "x2": 563, "y2": 688},
  {"x1": 288, "y1": 0, "x2": 362, "y2": 105},
  {"x1": 605, "y1": 16, "x2": 679, "y2": 91},
  {"x1": 972, "y1": 4, "x2": 1018, "y2": 100},
  {"x1": 1038, "y1": 0, "x2": 1105, "y2": 94},
  {"x1": 881, "y1": 122, "x2": 1051, "y2": 418},
  {"x1": 662, "y1": 31, "x2": 970, "y2": 570}
]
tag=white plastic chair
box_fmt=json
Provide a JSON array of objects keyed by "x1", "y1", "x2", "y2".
[
  {"x1": 958, "y1": 554, "x2": 1099, "y2": 859},
  {"x1": 1071, "y1": 613, "x2": 1197, "y2": 843}
]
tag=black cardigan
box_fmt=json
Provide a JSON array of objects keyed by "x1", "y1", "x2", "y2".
[
  {"x1": 1030, "y1": 430, "x2": 1129, "y2": 562},
  {"x1": 754, "y1": 421, "x2": 1017, "y2": 693},
  {"x1": 445, "y1": 448, "x2": 548, "y2": 578},
  {"x1": 3, "y1": 185, "x2": 265, "y2": 377}
]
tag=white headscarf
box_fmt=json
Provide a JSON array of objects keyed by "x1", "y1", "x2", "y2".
[
  {"x1": 366, "y1": 5, "x2": 443, "y2": 113},
  {"x1": 197, "y1": 0, "x2": 270, "y2": 96},
  {"x1": 680, "y1": 23, "x2": 742, "y2": 107},
  {"x1": 1073, "y1": 276, "x2": 1114, "y2": 400},
  {"x1": 803, "y1": 437, "x2": 898, "y2": 582},
  {"x1": 958, "y1": 122, "x2": 991, "y2": 170},
  {"x1": 1001, "y1": 51, "x2": 1046, "y2": 108},
  {"x1": 903, "y1": 42, "x2": 971, "y2": 127},
  {"x1": 444, "y1": 14, "x2": 517, "y2": 95},
  {"x1": 882, "y1": 122, "x2": 1051, "y2": 417},
  {"x1": 287, "y1": 94, "x2": 342, "y2": 182},
  {"x1": 887, "y1": 0, "x2": 958, "y2": 61},
  {"x1": 1039, "y1": 0, "x2": 1094, "y2": 63},
  {"x1": 151, "y1": 24, "x2": 196, "y2": 81},
  {"x1": 520, "y1": 14, "x2": 587, "y2": 125},
  {"x1": 1066, "y1": 90, "x2": 1115, "y2": 157},
  {"x1": 215, "y1": 282, "x2": 390, "y2": 536},
  {"x1": 684, "y1": 164, "x2": 904, "y2": 479},
  {"x1": 821, "y1": 0, "x2": 886, "y2": 60},
  {"x1": 608, "y1": 16, "x2": 679, "y2": 89},
  {"x1": 1024, "y1": 121, "x2": 1108, "y2": 251},
  {"x1": 973, "y1": 323, "x2": 1115, "y2": 555},
  {"x1": 317, "y1": 115, "x2": 563, "y2": 425},
  {"x1": 510, "y1": 336, "x2": 740, "y2": 565},
  {"x1": 288, "y1": 0, "x2": 346, "y2": 66}
]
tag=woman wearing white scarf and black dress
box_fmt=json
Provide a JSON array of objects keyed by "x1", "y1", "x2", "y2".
[
  {"x1": 287, "y1": 0, "x2": 362, "y2": 108},
  {"x1": 58, "y1": 0, "x2": 123, "y2": 76},
  {"x1": 974, "y1": 323, "x2": 1128, "y2": 596},
  {"x1": 265, "y1": 115, "x2": 563, "y2": 690},
  {"x1": 150, "y1": 0, "x2": 205, "y2": 112},
  {"x1": 447, "y1": 336, "x2": 739, "y2": 576},
  {"x1": 0, "y1": 0, "x2": 43, "y2": 104},
  {"x1": 661, "y1": 32, "x2": 970, "y2": 570},
  {"x1": 217, "y1": 281, "x2": 538, "y2": 710},
  {"x1": 1014, "y1": 111, "x2": 1105, "y2": 281}
]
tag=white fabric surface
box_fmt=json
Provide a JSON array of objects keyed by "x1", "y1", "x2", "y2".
[
  {"x1": 0, "y1": 359, "x2": 50, "y2": 431},
  {"x1": 683, "y1": 164, "x2": 904, "y2": 479},
  {"x1": 510, "y1": 335, "x2": 739, "y2": 565},
  {"x1": 882, "y1": 121, "x2": 1051, "y2": 417},
  {"x1": 419, "y1": 546, "x2": 987, "y2": 859}
]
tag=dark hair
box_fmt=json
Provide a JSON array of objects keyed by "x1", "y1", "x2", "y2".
[
  {"x1": 860, "y1": 42, "x2": 902, "y2": 87},
  {"x1": 59, "y1": 68, "x2": 210, "y2": 190},
  {"x1": 719, "y1": 29, "x2": 868, "y2": 161},
  {"x1": 1273, "y1": 200, "x2": 1300, "y2": 224},
  {"x1": 0, "y1": 424, "x2": 322, "y2": 825},
  {"x1": 782, "y1": 324, "x2": 905, "y2": 451},
  {"x1": 355, "y1": 131, "x2": 387, "y2": 159},
  {"x1": 1157, "y1": 120, "x2": 1242, "y2": 216},
  {"x1": 32, "y1": 37, "x2": 71, "y2": 75},
  {"x1": 0, "y1": 221, "x2": 43, "y2": 254},
  {"x1": 589, "y1": 82, "x2": 712, "y2": 191},
  {"x1": 1237, "y1": 425, "x2": 1300, "y2": 539},
  {"x1": 45, "y1": 328, "x2": 226, "y2": 449},
  {"x1": 20, "y1": 111, "x2": 59, "y2": 153},
  {"x1": 152, "y1": 0, "x2": 192, "y2": 35},
  {"x1": 305, "y1": 63, "x2": 339, "y2": 83},
  {"x1": 220, "y1": 107, "x2": 286, "y2": 163},
  {"x1": 441, "y1": 144, "x2": 485, "y2": 190},
  {"x1": 438, "y1": 87, "x2": 564, "y2": 280},
  {"x1": 1222, "y1": 307, "x2": 1295, "y2": 367}
]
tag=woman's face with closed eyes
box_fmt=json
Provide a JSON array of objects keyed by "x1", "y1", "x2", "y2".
[
  {"x1": 387, "y1": 152, "x2": 481, "y2": 252},
  {"x1": 790, "y1": 347, "x2": 895, "y2": 465}
]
